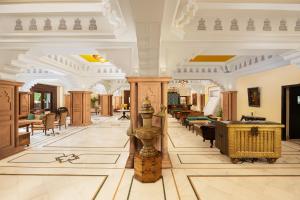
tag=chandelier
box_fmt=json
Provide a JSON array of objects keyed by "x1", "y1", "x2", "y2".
[{"x1": 178, "y1": 80, "x2": 188, "y2": 87}]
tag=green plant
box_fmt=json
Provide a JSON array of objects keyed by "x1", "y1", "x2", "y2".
[
  {"x1": 217, "y1": 108, "x2": 223, "y2": 118},
  {"x1": 91, "y1": 96, "x2": 98, "y2": 108}
]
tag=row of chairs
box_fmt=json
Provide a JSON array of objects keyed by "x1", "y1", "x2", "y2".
[{"x1": 32, "y1": 112, "x2": 68, "y2": 135}]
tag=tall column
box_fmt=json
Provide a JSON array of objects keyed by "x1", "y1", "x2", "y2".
[
  {"x1": 69, "y1": 91, "x2": 92, "y2": 126},
  {"x1": 126, "y1": 82, "x2": 137, "y2": 168},
  {"x1": 161, "y1": 82, "x2": 172, "y2": 168},
  {"x1": 99, "y1": 94, "x2": 113, "y2": 116},
  {"x1": 222, "y1": 91, "x2": 237, "y2": 121},
  {"x1": 125, "y1": 77, "x2": 172, "y2": 169},
  {"x1": 64, "y1": 94, "x2": 71, "y2": 116}
]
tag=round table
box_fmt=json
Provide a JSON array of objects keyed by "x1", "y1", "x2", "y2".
[{"x1": 117, "y1": 109, "x2": 130, "y2": 120}]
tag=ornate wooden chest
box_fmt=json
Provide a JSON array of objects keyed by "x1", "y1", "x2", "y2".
[{"x1": 215, "y1": 121, "x2": 284, "y2": 163}]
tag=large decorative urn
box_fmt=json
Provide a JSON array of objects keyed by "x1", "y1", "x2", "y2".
[{"x1": 133, "y1": 97, "x2": 162, "y2": 183}]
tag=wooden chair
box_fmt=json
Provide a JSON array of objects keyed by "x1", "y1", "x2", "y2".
[
  {"x1": 32, "y1": 113, "x2": 56, "y2": 136},
  {"x1": 55, "y1": 111, "x2": 68, "y2": 130}
]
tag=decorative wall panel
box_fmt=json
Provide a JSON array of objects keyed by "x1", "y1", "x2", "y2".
[
  {"x1": 0, "y1": 80, "x2": 24, "y2": 159},
  {"x1": 19, "y1": 92, "x2": 31, "y2": 118}
]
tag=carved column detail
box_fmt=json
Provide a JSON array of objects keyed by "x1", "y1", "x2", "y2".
[{"x1": 125, "y1": 77, "x2": 172, "y2": 169}]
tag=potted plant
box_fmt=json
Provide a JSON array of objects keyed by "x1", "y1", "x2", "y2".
[
  {"x1": 217, "y1": 108, "x2": 223, "y2": 120},
  {"x1": 91, "y1": 96, "x2": 98, "y2": 108}
]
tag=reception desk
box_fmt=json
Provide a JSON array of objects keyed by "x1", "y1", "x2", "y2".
[{"x1": 215, "y1": 121, "x2": 284, "y2": 163}]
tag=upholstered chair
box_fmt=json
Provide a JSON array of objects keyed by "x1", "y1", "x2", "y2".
[{"x1": 32, "y1": 113, "x2": 56, "y2": 136}]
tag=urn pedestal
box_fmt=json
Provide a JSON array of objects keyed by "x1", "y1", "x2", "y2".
[
  {"x1": 134, "y1": 152, "x2": 162, "y2": 183},
  {"x1": 130, "y1": 97, "x2": 163, "y2": 183}
]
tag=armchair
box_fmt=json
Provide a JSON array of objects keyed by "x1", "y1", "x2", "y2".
[{"x1": 32, "y1": 113, "x2": 56, "y2": 136}]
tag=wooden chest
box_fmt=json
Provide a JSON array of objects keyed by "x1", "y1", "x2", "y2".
[
  {"x1": 134, "y1": 152, "x2": 162, "y2": 183},
  {"x1": 215, "y1": 121, "x2": 284, "y2": 163}
]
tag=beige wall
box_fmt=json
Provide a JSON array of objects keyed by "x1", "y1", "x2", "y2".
[
  {"x1": 236, "y1": 64, "x2": 300, "y2": 123},
  {"x1": 57, "y1": 86, "x2": 64, "y2": 108}
]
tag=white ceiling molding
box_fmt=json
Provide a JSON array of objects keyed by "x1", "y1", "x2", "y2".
[
  {"x1": 0, "y1": 3, "x2": 105, "y2": 14},
  {"x1": 169, "y1": 0, "x2": 300, "y2": 40}
]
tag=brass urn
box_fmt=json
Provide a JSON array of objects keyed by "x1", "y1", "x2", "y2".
[{"x1": 134, "y1": 97, "x2": 161, "y2": 157}]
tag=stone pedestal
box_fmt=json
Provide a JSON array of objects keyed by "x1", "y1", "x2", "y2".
[
  {"x1": 125, "y1": 77, "x2": 172, "y2": 169},
  {"x1": 69, "y1": 91, "x2": 92, "y2": 126},
  {"x1": 134, "y1": 152, "x2": 162, "y2": 183}
]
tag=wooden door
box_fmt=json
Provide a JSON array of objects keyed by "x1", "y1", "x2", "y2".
[{"x1": 289, "y1": 86, "x2": 300, "y2": 139}]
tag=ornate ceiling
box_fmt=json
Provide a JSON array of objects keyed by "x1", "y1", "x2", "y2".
[{"x1": 0, "y1": 0, "x2": 300, "y2": 91}]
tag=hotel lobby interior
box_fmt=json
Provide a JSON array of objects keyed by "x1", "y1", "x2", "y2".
[{"x1": 1, "y1": 0, "x2": 300, "y2": 199}]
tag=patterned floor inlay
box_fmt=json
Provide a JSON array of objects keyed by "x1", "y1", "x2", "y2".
[
  {"x1": 1, "y1": 115, "x2": 300, "y2": 199},
  {"x1": 0, "y1": 151, "x2": 127, "y2": 169},
  {"x1": 44, "y1": 127, "x2": 129, "y2": 148}
]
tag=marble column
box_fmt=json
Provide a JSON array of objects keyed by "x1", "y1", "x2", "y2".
[{"x1": 161, "y1": 81, "x2": 172, "y2": 168}]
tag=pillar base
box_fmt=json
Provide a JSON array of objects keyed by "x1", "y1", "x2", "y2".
[
  {"x1": 162, "y1": 152, "x2": 172, "y2": 168},
  {"x1": 125, "y1": 153, "x2": 134, "y2": 168},
  {"x1": 162, "y1": 159, "x2": 172, "y2": 169},
  {"x1": 134, "y1": 152, "x2": 162, "y2": 183}
]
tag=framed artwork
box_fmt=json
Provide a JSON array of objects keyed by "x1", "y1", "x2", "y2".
[
  {"x1": 248, "y1": 87, "x2": 260, "y2": 107},
  {"x1": 192, "y1": 93, "x2": 197, "y2": 105}
]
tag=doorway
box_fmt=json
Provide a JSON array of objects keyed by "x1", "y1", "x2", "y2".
[
  {"x1": 282, "y1": 84, "x2": 300, "y2": 140},
  {"x1": 30, "y1": 84, "x2": 57, "y2": 113}
]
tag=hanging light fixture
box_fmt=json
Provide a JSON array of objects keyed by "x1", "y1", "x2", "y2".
[{"x1": 178, "y1": 80, "x2": 188, "y2": 87}]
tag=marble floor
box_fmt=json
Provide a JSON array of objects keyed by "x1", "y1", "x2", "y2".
[{"x1": 1, "y1": 115, "x2": 300, "y2": 200}]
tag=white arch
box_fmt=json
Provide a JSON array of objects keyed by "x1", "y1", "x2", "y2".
[{"x1": 17, "y1": 75, "x2": 78, "y2": 93}]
